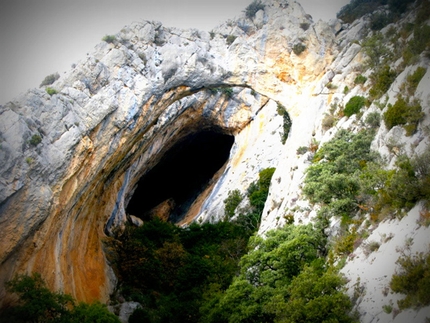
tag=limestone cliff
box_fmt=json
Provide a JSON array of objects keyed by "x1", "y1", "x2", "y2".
[{"x1": 0, "y1": 0, "x2": 429, "y2": 322}]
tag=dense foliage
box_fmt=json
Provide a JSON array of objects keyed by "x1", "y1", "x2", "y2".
[
  {"x1": 116, "y1": 218, "x2": 253, "y2": 323},
  {"x1": 337, "y1": 0, "x2": 415, "y2": 24},
  {"x1": 390, "y1": 249, "x2": 430, "y2": 309},
  {"x1": 368, "y1": 65, "x2": 397, "y2": 100},
  {"x1": 1, "y1": 273, "x2": 119, "y2": 323},
  {"x1": 303, "y1": 129, "x2": 377, "y2": 216},
  {"x1": 344, "y1": 96, "x2": 366, "y2": 117},
  {"x1": 201, "y1": 223, "x2": 356, "y2": 323},
  {"x1": 115, "y1": 167, "x2": 278, "y2": 322},
  {"x1": 383, "y1": 96, "x2": 423, "y2": 135}
]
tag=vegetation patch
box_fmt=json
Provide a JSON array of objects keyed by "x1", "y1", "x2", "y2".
[
  {"x1": 226, "y1": 35, "x2": 237, "y2": 46},
  {"x1": 113, "y1": 167, "x2": 276, "y2": 322},
  {"x1": 303, "y1": 129, "x2": 376, "y2": 217},
  {"x1": 102, "y1": 35, "x2": 117, "y2": 43},
  {"x1": 1, "y1": 273, "x2": 119, "y2": 323},
  {"x1": 244, "y1": 0, "x2": 265, "y2": 19},
  {"x1": 405, "y1": 66, "x2": 427, "y2": 95},
  {"x1": 224, "y1": 189, "x2": 243, "y2": 220},
  {"x1": 292, "y1": 42, "x2": 306, "y2": 56},
  {"x1": 354, "y1": 74, "x2": 367, "y2": 85},
  {"x1": 46, "y1": 87, "x2": 58, "y2": 96},
  {"x1": 344, "y1": 96, "x2": 366, "y2": 117},
  {"x1": 365, "y1": 111, "x2": 381, "y2": 128},
  {"x1": 369, "y1": 65, "x2": 397, "y2": 100},
  {"x1": 201, "y1": 223, "x2": 355, "y2": 323},
  {"x1": 383, "y1": 96, "x2": 423, "y2": 136},
  {"x1": 390, "y1": 249, "x2": 430, "y2": 309},
  {"x1": 40, "y1": 72, "x2": 60, "y2": 87},
  {"x1": 277, "y1": 103, "x2": 292, "y2": 144},
  {"x1": 29, "y1": 134, "x2": 42, "y2": 146}
]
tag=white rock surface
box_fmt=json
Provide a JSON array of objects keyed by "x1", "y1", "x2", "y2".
[{"x1": 0, "y1": 1, "x2": 429, "y2": 321}]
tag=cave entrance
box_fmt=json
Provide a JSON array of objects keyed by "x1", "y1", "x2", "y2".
[{"x1": 126, "y1": 129, "x2": 234, "y2": 223}]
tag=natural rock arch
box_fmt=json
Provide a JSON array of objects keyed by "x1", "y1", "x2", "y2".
[{"x1": 0, "y1": 0, "x2": 336, "y2": 304}]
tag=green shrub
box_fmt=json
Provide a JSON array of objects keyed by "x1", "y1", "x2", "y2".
[
  {"x1": 233, "y1": 167, "x2": 276, "y2": 233},
  {"x1": 300, "y1": 22, "x2": 310, "y2": 31},
  {"x1": 203, "y1": 224, "x2": 354, "y2": 323},
  {"x1": 46, "y1": 87, "x2": 58, "y2": 96},
  {"x1": 220, "y1": 87, "x2": 234, "y2": 98},
  {"x1": 226, "y1": 35, "x2": 237, "y2": 46},
  {"x1": 102, "y1": 34, "x2": 116, "y2": 43},
  {"x1": 303, "y1": 129, "x2": 376, "y2": 216},
  {"x1": 416, "y1": 0, "x2": 430, "y2": 24},
  {"x1": 40, "y1": 72, "x2": 60, "y2": 87},
  {"x1": 116, "y1": 218, "x2": 253, "y2": 323},
  {"x1": 248, "y1": 167, "x2": 276, "y2": 214},
  {"x1": 370, "y1": 12, "x2": 394, "y2": 31},
  {"x1": 224, "y1": 189, "x2": 243, "y2": 220},
  {"x1": 2, "y1": 273, "x2": 120, "y2": 323},
  {"x1": 277, "y1": 103, "x2": 292, "y2": 144},
  {"x1": 344, "y1": 96, "x2": 366, "y2": 117},
  {"x1": 297, "y1": 146, "x2": 309, "y2": 155},
  {"x1": 337, "y1": 0, "x2": 384, "y2": 23},
  {"x1": 322, "y1": 114, "x2": 336, "y2": 130},
  {"x1": 383, "y1": 96, "x2": 423, "y2": 135},
  {"x1": 382, "y1": 304, "x2": 393, "y2": 314},
  {"x1": 406, "y1": 66, "x2": 427, "y2": 95},
  {"x1": 244, "y1": 0, "x2": 265, "y2": 19},
  {"x1": 390, "y1": 250, "x2": 430, "y2": 309},
  {"x1": 29, "y1": 134, "x2": 42, "y2": 146},
  {"x1": 343, "y1": 85, "x2": 350, "y2": 94},
  {"x1": 365, "y1": 111, "x2": 381, "y2": 128},
  {"x1": 292, "y1": 43, "x2": 306, "y2": 55},
  {"x1": 369, "y1": 65, "x2": 397, "y2": 100},
  {"x1": 354, "y1": 74, "x2": 367, "y2": 85},
  {"x1": 388, "y1": 0, "x2": 415, "y2": 15},
  {"x1": 402, "y1": 24, "x2": 430, "y2": 65}
]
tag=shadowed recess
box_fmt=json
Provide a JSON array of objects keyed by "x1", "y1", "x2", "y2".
[{"x1": 126, "y1": 130, "x2": 234, "y2": 222}]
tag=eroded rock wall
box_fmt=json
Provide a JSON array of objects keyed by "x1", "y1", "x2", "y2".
[
  {"x1": 2, "y1": 2, "x2": 428, "y2": 322},
  {"x1": 0, "y1": 0, "x2": 338, "y2": 303}
]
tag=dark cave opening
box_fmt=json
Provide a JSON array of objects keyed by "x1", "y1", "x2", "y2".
[{"x1": 126, "y1": 130, "x2": 234, "y2": 222}]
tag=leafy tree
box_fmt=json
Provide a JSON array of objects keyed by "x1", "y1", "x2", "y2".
[
  {"x1": 265, "y1": 262, "x2": 356, "y2": 323},
  {"x1": 116, "y1": 218, "x2": 253, "y2": 323},
  {"x1": 337, "y1": 0, "x2": 385, "y2": 24},
  {"x1": 303, "y1": 129, "x2": 376, "y2": 216},
  {"x1": 2, "y1": 273, "x2": 119, "y2": 323},
  {"x1": 201, "y1": 224, "x2": 355, "y2": 323},
  {"x1": 388, "y1": 0, "x2": 415, "y2": 15},
  {"x1": 69, "y1": 302, "x2": 120, "y2": 323},
  {"x1": 3, "y1": 272, "x2": 73, "y2": 322}
]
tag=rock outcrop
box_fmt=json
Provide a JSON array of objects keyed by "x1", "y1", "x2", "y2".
[{"x1": 0, "y1": 0, "x2": 429, "y2": 321}]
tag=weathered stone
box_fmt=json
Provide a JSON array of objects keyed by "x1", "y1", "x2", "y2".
[{"x1": 0, "y1": 2, "x2": 429, "y2": 322}]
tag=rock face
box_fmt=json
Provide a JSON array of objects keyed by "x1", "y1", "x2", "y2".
[{"x1": 0, "y1": 0, "x2": 429, "y2": 321}]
